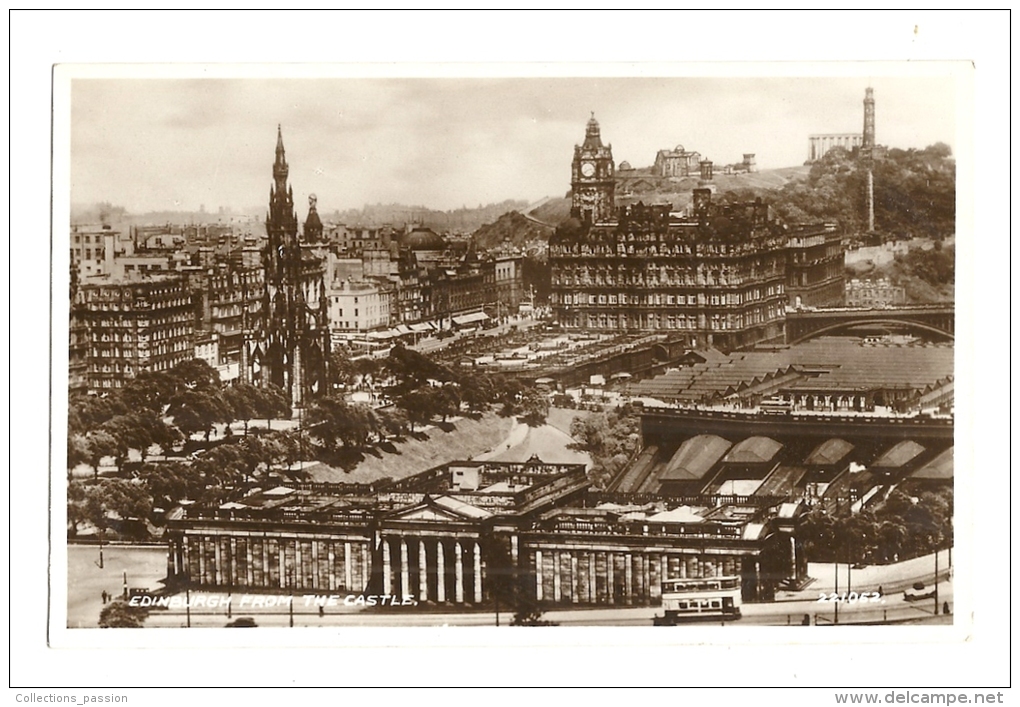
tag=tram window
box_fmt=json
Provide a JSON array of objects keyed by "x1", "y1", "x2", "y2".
[
  {"x1": 677, "y1": 601, "x2": 688, "y2": 610},
  {"x1": 711, "y1": 600, "x2": 721, "y2": 609}
]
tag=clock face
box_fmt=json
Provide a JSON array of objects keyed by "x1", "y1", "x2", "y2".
[{"x1": 581, "y1": 161, "x2": 595, "y2": 177}]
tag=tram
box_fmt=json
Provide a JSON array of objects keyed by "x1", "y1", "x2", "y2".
[{"x1": 653, "y1": 575, "x2": 743, "y2": 625}]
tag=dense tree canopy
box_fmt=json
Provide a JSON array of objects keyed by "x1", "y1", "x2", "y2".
[
  {"x1": 569, "y1": 404, "x2": 642, "y2": 489},
  {"x1": 798, "y1": 486, "x2": 953, "y2": 564},
  {"x1": 716, "y1": 143, "x2": 956, "y2": 241}
]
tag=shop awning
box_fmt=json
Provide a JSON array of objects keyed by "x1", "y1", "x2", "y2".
[
  {"x1": 410, "y1": 322, "x2": 433, "y2": 332},
  {"x1": 452, "y1": 311, "x2": 490, "y2": 326}
]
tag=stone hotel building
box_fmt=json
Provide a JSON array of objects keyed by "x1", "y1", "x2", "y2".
[{"x1": 550, "y1": 116, "x2": 842, "y2": 350}]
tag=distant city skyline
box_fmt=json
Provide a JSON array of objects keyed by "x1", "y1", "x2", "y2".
[{"x1": 70, "y1": 73, "x2": 958, "y2": 217}]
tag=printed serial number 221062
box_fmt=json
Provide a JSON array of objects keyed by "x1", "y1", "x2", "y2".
[{"x1": 817, "y1": 592, "x2": 882, "y2": 603}]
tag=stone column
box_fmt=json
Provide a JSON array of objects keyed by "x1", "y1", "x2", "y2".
[
  {"x1": 606, "y1": 553, "x2": 614, "y2": 604},
  {"x1": 437, "y1": 540, "x2": 446, "y2": 602},
  {"x1": 362, "y1": 544, "x2": 369, "y2": 592},
  {"x1": 454, "y1": 541, "x2": 465, "y2": 603},
  {"x1": 327, "y1": 545, "x2": 336, "y2": 592},
  {"x1": 265, "y1": 538, "x2": 273, "y2": 587},
  {"x1": 643, "y1": 554, "x2": 651, "y2": 603},
  {"x1": 571, "y1": 553, "x2": 580, "y2": 604},
  {"x1": 553, "y1": 551, "x2": 562, "y2": 602},
  {"x1": 279, "y1": 543, "x2": 287, "y2": 589},
  {"x1": 197, "y1": 538, "x2": 206, "y2": 585},
  {"x1": 473, "y1": 542, "x2": 483, "y2": 604},
  {"x1": 213, "y1": 538, "x2": 222, "y2": 586},
  {"x1": 381, "y1": 537, "x2": 391, "y2": 595},
  {"x1": 400, "y1": 539, "x2": 410, "y2": 599},
  {"x1": 230, "y1": 538, "x2": 239, "y2": 587},
  {"x1": 535, "y1": 550, "x2": 543, "y2": 601},
  {"x1": 511, "y1": 535, "x2": 518, "y2": 564},
  {"x1": 246, "y1": 542, "x2": 254, "y2": 587},
  {"x1": 419, "y1": 540, "x2": 429, "y2": 602},
  {"x1": 624, "y1": 553, "x2": 633, "y2": 605},
  {"x1": 661, "y1": 555, "x2": 669, "y2": 583},
  {"x1": 344, "y1": 542, "x2": 352, "y2": 591},
  {"x1": 310, "y1": 540, "x2": 319, "y2": 590},
  {"x1": 588, "y1": 553, "x2": 596, "y2": 604}
]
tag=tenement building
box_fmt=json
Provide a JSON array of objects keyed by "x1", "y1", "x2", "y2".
[
  {"x1": 166, "y1": 457, "x2": 799, "y2": 605},
  {"x1": 72, "y1": 274, "x2": 194, "y2": 391},
  {"x1": 785, "y1": 222, "x2": 845, "y2": 308}
]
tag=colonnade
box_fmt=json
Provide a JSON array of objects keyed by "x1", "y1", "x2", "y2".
[
  {"x1": 171, "y1": 534, "x2": 768, "y2": 606},
  {"x1": 527, "y1": 548, "x2": 749, "y2": 605},
  {"x1": 809, "y1": 134, "x2": 862, "y2": 162},
  {"x1": 379, "y1": 535, "x2": 484, "y2": 604},
  {"x1": 176, "y1": 534, "x2": 371, "y2": 592}
]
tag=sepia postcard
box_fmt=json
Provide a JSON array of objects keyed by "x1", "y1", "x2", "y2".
[{"x1": 21, "y1": 14, "x2": 1005, "y2": 690}]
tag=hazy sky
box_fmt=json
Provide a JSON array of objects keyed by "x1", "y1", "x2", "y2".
[{"x1": 69, "y1": 73, "x2": 958, "y2": 215}]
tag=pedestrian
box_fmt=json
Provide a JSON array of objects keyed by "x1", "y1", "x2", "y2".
[
  {"x1": 943, "y1": 601, "x2": 950, "y2": 615},
  {"x1": 318, "y1": 605, "x2": 324, "y2": 618},
  {"x1": 878, "y1": 586, "x2": 883, "y2": 596}
]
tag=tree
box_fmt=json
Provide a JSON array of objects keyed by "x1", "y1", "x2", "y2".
[
  {"x1": 329, "y1": 348, "x2": 354, "y2": 390},
  {"x1": 85, "y1": 431, "x2": 118, "y2": 478},
  {"x1": 69, "y1": 394, "x2": 128, "y2": 436},
  {"x1": 386, "y1": 344, "x2": 451, "y2": 396},
  {"x1": 306, "y1": 396, "x2": 381, "y2": 452},
  {"x1": 222, "y1": 383, "x2": 260, "y2": 436},
  {"x1": 518, "y1": 388, "x2": 549, "y2": 428},
  {"x1": 397, "y1": 387, "x2": 440, "y2": 432},
  {"x1": 120, "y1": 371, "x2": 176, "y2": 413},
  {"x1": 168, "y1": 389, "x2": 232, "y2": 442},
  {"x1": 568, "y1": 405, "x2": 642, "y2": 488},
  {"x1": 434, "y1": 384, "x2": 462, "y2": 423},
  {"x1": 170, "y1": 358, "x2": 220, "y2": 392},
  {"x1": 138, "y1": 461, "x2": 207, "y2": 509},
  {"x1": 88, "y1": 479, "x2": 153, "y2": 526},
  {"x1": 252, "y1": 384, "x2": 292, "y2": 430},
  {"x1": 67, "y1": 434, "x2": 90, "y2": 479},
  {"x1": 377, "y1": 407, "x2": 409, "y2": 439},
  {"x1": 67, "y1": 480, "x2": 89, "y2": 536},
  {"x1": 98, "y1": 600, "x2": 149, "y2": 628},
  {"x1": 458, "y1": 372, "x2": 496, "y2": 413}
]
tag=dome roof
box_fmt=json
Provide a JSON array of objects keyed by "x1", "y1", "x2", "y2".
[
  {"x1": 402, "y1": 227, "x2": 445, "y2": 250},
  {"x1": 619, "y1": 160, "x2": 632, "y2": 171}
]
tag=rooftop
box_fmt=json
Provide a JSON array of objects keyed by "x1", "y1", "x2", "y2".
[
  {"x1": 910, "y1": 447, "x2": 953, "y2": 480},
  {"x1": 658, "y1": 435, "x2": 732, "y2": 482}
]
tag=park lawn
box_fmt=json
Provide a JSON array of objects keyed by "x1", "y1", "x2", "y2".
[{"x1": 304, "y1": 412, "x2": 513, "y2": 485}]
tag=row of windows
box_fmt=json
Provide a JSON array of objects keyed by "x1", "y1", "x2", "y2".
[
  {"x1": 550, "y1": 239, "x2": 785, "y2": 257},
  {"x1": 561, "y1": 307, "x2": 781, "y2": 331},
  {"x1": 556, "y1": 287, "x2": 784, "y2": 306},
  {"x1": 71, "y1": 247, "x2": 105, "y2": 261}
]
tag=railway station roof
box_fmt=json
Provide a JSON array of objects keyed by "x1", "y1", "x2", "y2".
[
  {"x1": 805, "y1": 438, "x2": 855, "y2": 466},
  {"x1": 910, "y1": 447, "x2": 953, "y2": 480},
  {"x1": 872, "y1": 440, "x2": 926, "y2": 469},
  {"x1": 658, "y1": 435, "x2": 732, "y2": 481},
  {"x1": 722, "y1": 436, "x2": 783, "y2": 464}
]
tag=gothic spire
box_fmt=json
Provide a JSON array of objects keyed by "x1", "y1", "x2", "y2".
[{"x1": 273, "y1": 124, "x2": 289, "y2": 192}]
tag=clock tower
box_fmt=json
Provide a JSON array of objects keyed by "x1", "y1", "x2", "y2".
[{"x1": 571, "y1": 113, "x2": 616, "y2": 224}]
